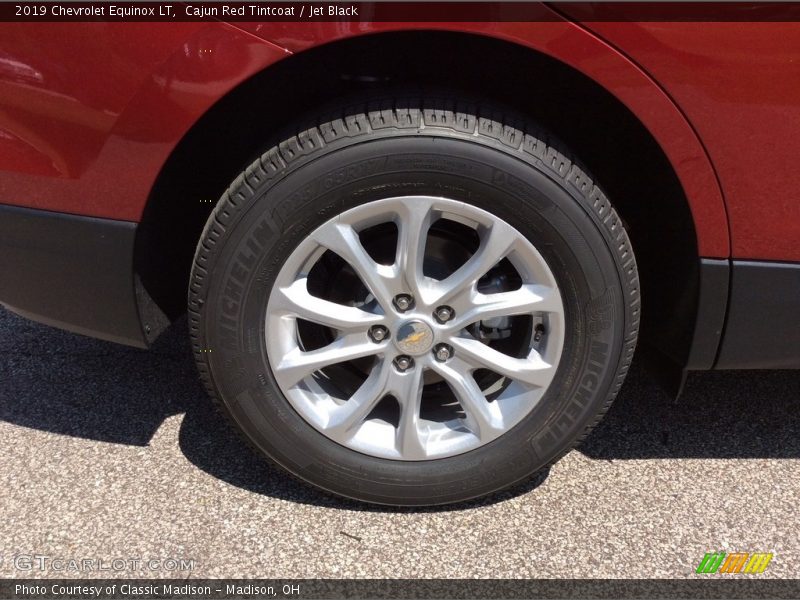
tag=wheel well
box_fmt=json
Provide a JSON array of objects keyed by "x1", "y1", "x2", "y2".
[{"x1": 136, "y1": 30, "x2": 699, "y2": 372}]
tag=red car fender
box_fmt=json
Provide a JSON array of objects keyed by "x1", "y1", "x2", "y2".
[
  {"x1": 0, "y1": 22, "x2": 289, "y2": 223},
  {"x1": 0, "y1": 19, "x2": 729, "y2": 258},
  {"x1": 234, "y1": 19, "x2": 731, "y2": 258},
  {"x1": 97, "y1": 23, "x2": 291, "y2": 222}
]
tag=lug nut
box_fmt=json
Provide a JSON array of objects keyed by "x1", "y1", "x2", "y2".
[
  {"x1": 394, "y1": 294, "x2": 414, "y2": 312},
  {"x1": 434, "y1": 344, "x2": 453, "y2": 362},
  {"x1": 369, "y1": 325, "x2": 389, "y2": 343},
  {"x1": 434, "y1": 306, "x2": 454, "y2": 323},
  {"x1": 394, "y1": 355, "x2": 414, "y2": 372}
]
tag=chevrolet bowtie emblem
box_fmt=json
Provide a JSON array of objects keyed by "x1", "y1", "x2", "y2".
[
  {"x1": 396, "y1": 321, "x2": 435, "y2": 355},
  {"x1": 405, "y1": 331, "x2": 427, "y2": 345}
]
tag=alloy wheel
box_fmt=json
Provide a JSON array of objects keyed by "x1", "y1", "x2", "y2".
[{"x1": 266, "y1": 195, "x2": 565, "y2": 460}]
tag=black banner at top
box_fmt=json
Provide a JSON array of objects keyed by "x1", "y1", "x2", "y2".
[{"x1": 3, "y1": 2, "x2": 800, "y2": 22}]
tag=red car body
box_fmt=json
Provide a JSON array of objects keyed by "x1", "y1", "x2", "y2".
[{"x1": 1, "y1": 4, "x2": 799, "y2": 390}]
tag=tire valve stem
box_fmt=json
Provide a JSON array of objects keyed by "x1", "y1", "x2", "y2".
[{"x1": 534, "y1": 324, "x2": 546, "y2": 343}]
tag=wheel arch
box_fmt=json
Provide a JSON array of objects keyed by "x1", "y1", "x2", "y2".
[{"x1": 135, "y1": 27, "x2": 728, "y2": 388}]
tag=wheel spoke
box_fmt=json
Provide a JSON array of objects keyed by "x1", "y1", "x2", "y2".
[
  {"x1": 273, "y1": 333, "x2": 384, "y2": 387},
  {"x1": 394, "y1": 200, "x2": 433, "y2": 298},
  {"x1": 429, "y1": 220, "x2": 517, "y2": 306},
  {"x1": 325, "y1": 359, "x2": 392, "y2": 439},
  {"x1": 273, "y1": 279, "x2": 385, "y2": 331},
  {"x1": 390, "y1": 366, "x2": 427, "y2": 459},
  {"x1": 312, "y1": 222, "x2": 394, "y2": 308},
  {"x1": 429, "y1": 358, "x2": 504, "y2": 440},
  {"x1": 449, "y1": 336, "x2": 555, "y2": 388},
  {"x1": 450, "y1": 284, "x2": 560, "y2": 329}
]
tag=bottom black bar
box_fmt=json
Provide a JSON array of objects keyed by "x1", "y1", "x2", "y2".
[{"x1": 2, "y1": 579, "x2": 800, "y2": 600}]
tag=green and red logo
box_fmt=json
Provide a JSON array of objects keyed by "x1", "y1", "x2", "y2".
[{"x1": 696, "y1": 552, "x2": 773, "y2": 574}]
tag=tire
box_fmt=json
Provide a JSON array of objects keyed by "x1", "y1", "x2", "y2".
[{"x1": 189, "y1": 95, "x2": 639, "y2": 506}]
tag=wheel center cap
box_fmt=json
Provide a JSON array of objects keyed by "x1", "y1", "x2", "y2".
[{"x1": 395, "y1": 320, "x2": 435, "y2": 356}]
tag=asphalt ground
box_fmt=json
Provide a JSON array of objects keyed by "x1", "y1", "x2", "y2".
[{"x1": 1, "y1": 305, "x2": 798, "y2": 579}]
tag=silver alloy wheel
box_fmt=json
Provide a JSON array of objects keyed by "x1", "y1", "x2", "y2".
[{"x1": 266, "y1": 196, "x2": 565, "y2": 460}]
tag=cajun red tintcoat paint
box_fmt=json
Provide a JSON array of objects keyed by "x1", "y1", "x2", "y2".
[{"x1": 1, "y1": 13, "x2": 798, "y2": 260}]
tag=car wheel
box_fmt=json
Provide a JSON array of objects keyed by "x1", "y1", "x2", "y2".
[{"x1": 189, "y1": 96, "x2": 639, "y2": 506}]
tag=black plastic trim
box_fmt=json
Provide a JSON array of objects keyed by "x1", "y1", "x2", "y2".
[
  {"x1": 639, "y1": 258, "x2": 729, "y2": 397},
  {"x1": 715, "y1": 260, "x2": 800, "y2": 369},
  {"x1": 686, "y1": 258, "x2": 729, "y2": 370},
  {"x1": 0, "y1": 204, "x2": 160, "y2": 347}
]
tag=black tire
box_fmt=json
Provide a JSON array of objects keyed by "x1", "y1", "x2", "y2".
[{"x1": 189, "y1": 96, "x2": 639, "y2": 506}]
